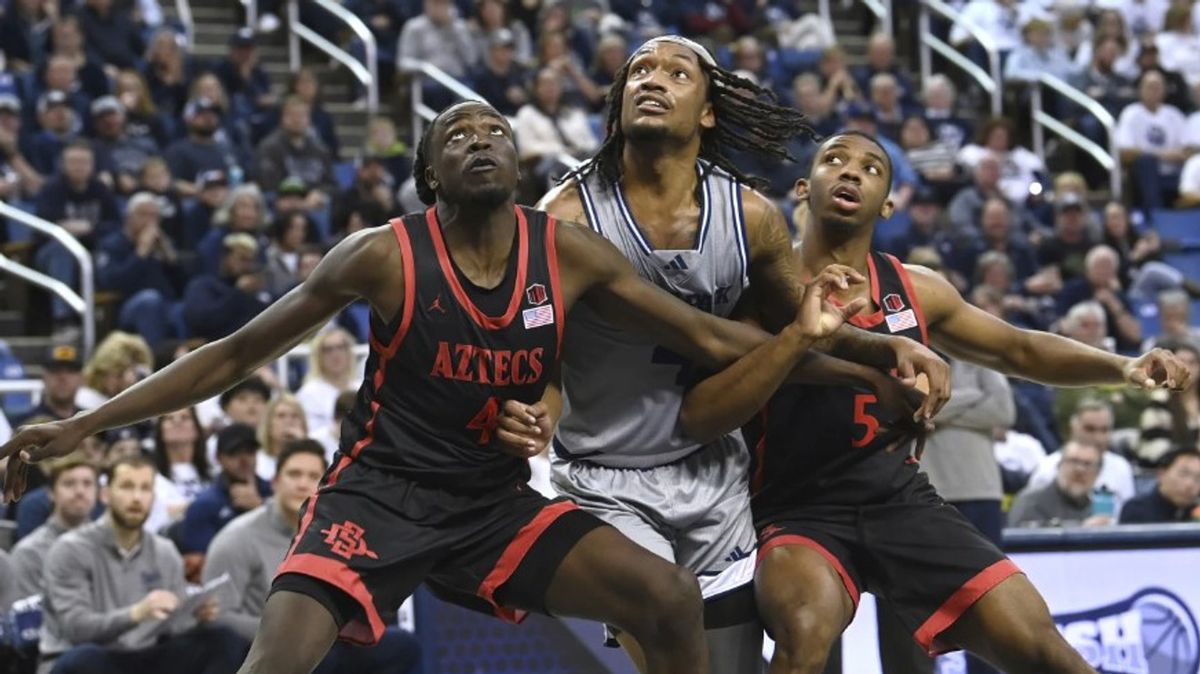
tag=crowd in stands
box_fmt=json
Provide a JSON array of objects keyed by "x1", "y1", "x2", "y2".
[{"x1": 0, "y1": 0, "x2": 1198, "y2": 671}]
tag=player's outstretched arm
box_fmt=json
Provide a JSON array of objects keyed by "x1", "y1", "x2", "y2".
[
  {"x1": 0, "y1": 228, "x2": 398, "y2": 501},
  {"x1": 911, "y1": 264, "x2": 1192, "y2": 390}
]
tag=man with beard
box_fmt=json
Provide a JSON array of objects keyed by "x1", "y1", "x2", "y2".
[
  {"x1": 164, "y1": 97, "x2": 243, "y2": 197},
  {"x1": 3, "y1": 100, "x2": 866, "y2": 674},
  {"x1": 532, "y1": 36, "x2": 947, "y2": 673},
  {"x1": 11, "y1": 455, "x2": 100, "y2": 597},
  {"x1": 38, "y1": 455, "x2": 246, "y2": 673}
]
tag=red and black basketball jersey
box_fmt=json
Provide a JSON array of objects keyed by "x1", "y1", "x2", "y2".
[
  {"x1": 747, "y1": 251, "x2": 930, "y2": 518},
  {"x1": 338, "y1": 205, "x2": 564, "y2": 491}
]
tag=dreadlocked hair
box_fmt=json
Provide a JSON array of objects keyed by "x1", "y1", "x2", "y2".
[
  {"x1": 413, "y1": 117, "x2": 439, "y2": 205},
  {"x1": 565, "y1": 59, "x2": 817, "y2": 194}
]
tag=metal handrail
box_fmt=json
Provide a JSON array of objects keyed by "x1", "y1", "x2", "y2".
[
  {"x1": 175, "y1": 0, "x2": 194, "y2": 49},
  {"x1": 817, "y1": 0, "x2": 833, "y2": 41},
  {"x1": 1030, "y1": 74, "x2": 1122, "y2": 198},
  {"x1": 0, "y1": 203, "x2": 94, "y2": 357},
  {"x1": 288, "y1": 0, "x2": 379, "y2": 112},
  {"x1": 918, "y1": 0, "x2": 1002, "y2": 117},
  {"x1": 0, "y1": 379, "x2": 43, "y2": 395},
  {"x1": 861, "y1": 0, "x2": 892, "y2": 38},
  {"x1": 241, "y1": 0, "x2": 257, "y2": 30}
]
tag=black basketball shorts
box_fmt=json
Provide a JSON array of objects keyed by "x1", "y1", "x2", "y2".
[
  {"x1": 271, "y1": 456, "x2": 605, "y2": 645},
  {"x1": 755, "y1": 474, "x2": 1022, "y2": 655}
]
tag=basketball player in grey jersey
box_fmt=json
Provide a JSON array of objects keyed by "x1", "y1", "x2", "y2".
[{"x1": 519, "y1": 37, "x2": 950, "y2": 673}]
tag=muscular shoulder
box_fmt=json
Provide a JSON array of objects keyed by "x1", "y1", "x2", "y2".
[
  {"x1": 739, "y1": 186, "x2": 790, "y2": 260},
  {"x1": 903, "y1": 263, "x2": 964, "y2": 324},
  {"x1": 536, "y1": 179, "x2": 588, "y2": 223}
]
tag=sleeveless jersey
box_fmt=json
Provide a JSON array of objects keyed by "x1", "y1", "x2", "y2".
[
  {"x1": 338, "y1": 205, "x2": 563, "y2": 491},
  {"x1": 746, "y1": 251, "x2": 930, "y2": 517},
  {"x1": 554, "y1": 160, "x2": 751, "y2": 468}
]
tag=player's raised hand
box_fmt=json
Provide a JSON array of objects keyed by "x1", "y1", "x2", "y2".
[
  {"x1": 1124, "y1": 348, "x2": 1191, "y2": 391},
  {"x1": 1, "y1": 418, "x2": 88, "y2": 503},
  {"x1": 795, "y1": 264, "x2": 867, "y2": 340},
  {"x1": 890, "y1": 339, "x2": 950, "y2": 421},
  {"x1": 495, "y1": 400, "x2": 554, "y2": 459}
]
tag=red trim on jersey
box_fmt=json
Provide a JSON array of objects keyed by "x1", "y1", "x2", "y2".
[
  {"x1": 887, "y1": 253, "x2": 929, "y2": 345},
  {"x1": 751, "y1": 408, "x2": 768, "y2": 494},
  {"x1": 426, "y1": 206, "x2": 529, "y2": 330},
  {"x1": 477, "y1": 499, "x2": 578, "y2": 623},
  {"x1": 545, "y1": 215, "x2": 564, "y2": 353},
  {"x1": 757, "y1": 534, "x2": 860, "y2": 608},
  {"x1": 847, "y1": 254, "x2": 883, "y2": 329},
  {"x1": 275, "y1": 552, "x2": 385, "y2": 646},
  {"x1": 914, "y1": 559, "x2": 1022, "y2": 655},
  {"x1": 367, "y1": 219, "x2": 418, "y2": 354}
]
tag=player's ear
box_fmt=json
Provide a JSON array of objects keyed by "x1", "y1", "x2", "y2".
[
  {"x1": 424, "y1": 164, "x2": 439, "y2": 191},
  {"x1": 879, "y1": 195, "x2": 895, "y2": 220},
  {"x1": 793, "y1": 178, "x2": 810, "y2": 202},
  {"x1": 699, "y1": 101, "x2": 715, "y2": 130}
]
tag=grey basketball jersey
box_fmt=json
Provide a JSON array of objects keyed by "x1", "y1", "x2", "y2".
[{"x1": 554, "y1": 160, "x2": 750, "y2": 468}]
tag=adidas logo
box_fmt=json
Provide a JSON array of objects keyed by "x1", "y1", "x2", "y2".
[
  {"x1": 724, "y1": 545, "x2": 751, "y2": 564},
  {"x1": 663, "y1": 254, "x2": 689, "y2": 272}
]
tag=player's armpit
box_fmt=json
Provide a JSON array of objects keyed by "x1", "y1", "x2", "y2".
[
  {"x1": 535, "y1": 180, "x2": 588, "y2": 223},
  {"x1": 554, "y1": 220, "x2": 772, "y2": 369}
]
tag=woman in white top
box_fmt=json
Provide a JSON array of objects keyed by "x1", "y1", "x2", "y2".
[
  {"x1": 76, "y1": 332, "x2": 154, "y2": 410},
  {"x1": 514, "y1": 66, "x2": 600, "y2": 164},
  {"x1": 255, "y1": 394, "x2": 307, "y2": 480},
  {"x1": 1155, "y1": 4, "x2": 1200, "y2": 87},
  {"x1": 1074, "y1": 10, "x2": 1141, "y2": 77},
  {"x1": 957, "y1": 117, "x2": 1046, "y2": 206},
  {"x1": 149, "y1": 407, "x2": 212, "y2": 533},
  {"x1": 295, "y1": 327, "x2": 360, "y2": 433}
]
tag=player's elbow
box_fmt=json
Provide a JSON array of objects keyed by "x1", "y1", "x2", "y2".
[{"x1": 678, "y1": 398, "x2": 728, "y2": 445}]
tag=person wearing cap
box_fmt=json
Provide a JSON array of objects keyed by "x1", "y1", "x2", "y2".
[
  {"x1": 28, "y1": 88, "x2": 80, "y2": 176},
  {"x1": 215, "y1": 27, "x2": 276, "y2": 118},
  {"x1": 164, "y1": 96, "x2": 242, "y2": 197},
  {"x1": 254, "y1": 95, "x2": 335, "y2": 197},
  {"x1": 1031, "y1": 192, "x2": 1098, "y2": 295},
  {"x1": 468, "y1": 27, "x2": 530, "y2": 117},
  {"x1": 182, "y1": 232, "x2": 271, "y2": 340},
  {"x1": 88, "y1": 96, "x2": 157, "y2": 195},
  {"x1": 181, "y1": 423, "x2": 272, "y2": 556},
  {"x1": 202, "y1": 439, "x2": 422, "y2": 674},
  {"x1": 1004, "y1": 17, "x2": 1078, "y2": 84},
  {"x1": 0, "y1": 92, "x2": 45, "y2": 200},
  {"x1": 96, "y1": 192, "x2": 185, "y2": 348},
  {"x1": 182, "y1": 169, "x2": 230, "y2": 249},
  {"x1": 1116, "y1": 69, "x2": 1191, "y2": 215},
  {"x1": 16, "y1": 346, "x2": 85, "y2": 427}
]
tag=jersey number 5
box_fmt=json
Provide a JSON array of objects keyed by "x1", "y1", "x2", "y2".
[
  {"x1": 467, "y1": 396, "x2": 500, "y2": 444},
  {"x1": 852, "y1": 394, "x2": 879, "y2": 448}
]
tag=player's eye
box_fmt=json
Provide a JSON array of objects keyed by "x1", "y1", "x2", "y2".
[
  {"x1": 489, "y1": 125, "x2": 505, "y2": 136},
  {"x1": 826, "y1": 155, "x2": 843, "y2": 165},
  {"x1": 632, "y1": 65, "x2": 649, "y2": 76},
  {"x1": 449, "y1": 130, "x2": 467, "y2": 142},
  {"x1": 866, "y1": 165, "x2": 881, "y2": 175},
  {"x1": 673, "y1": 69, "x2": 689, "y2": 79}
]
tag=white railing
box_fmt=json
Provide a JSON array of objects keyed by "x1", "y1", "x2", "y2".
[
  {"x1": 861, "y1": 0, "x2": 892, "y2": 38},
  {"x1": 241, "y1": 0, "x2": 257, "y2": 30},
  {"x1": 176, "y1": 0, "x2": 194, "y2": 49},
  {"x1": 918, "y1": 0, "x2": 1002, "y2": 117},
  {"x1": 0, "y1": 203, "x2": 95, "y2": 357},
  {"x1": 288, "y1": 0, "x2": 379, "y2": 112},
  {"x1": 1030, "y1": 74, "x2": 1122, "y2": 199}
]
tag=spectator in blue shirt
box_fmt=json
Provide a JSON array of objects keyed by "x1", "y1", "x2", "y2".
[
  {"x1": 852, "y1": 33, "x2": 918, "y2": 107},
  {"x1": 214, "y1": 28, "x2": 277, "y2": 127},
  {"x1": 1119, "y1": 449, "x2": 1200, "y2": 523},
  {"x1": 88, "y1": 96, "x2": 158, "y2": 195},
  {"x1": 196, "y1": 182, "x2": 270, "y2": 275},
  {"x1": 181, "y1": 169, "x2": 230, "y2": 252},
  {"x1": 922, "y1": 74, "x2": 974, "y2": 152},
  {"x1": 470, "y1": 29, "x2": 530, "y2": 117},
  {"x1": 96, "y1": 192, "x2": 186, "y2": 348},
  {"x1": 885, "y1": 186, "x2": 954, "y2": 262},
  {"x1": 78, "y1": 0, "x2": 145, "y2": 69},
  {"x1": 1057, "y1": 244, "x2": 1143, "y2": 352},
  {"x1": 183, "y1": 233, "x2": 271, "y2": 340},
  {"x1": 164, "y1": 96, "x2": 244, "y2": 197},
  {"x1": 181, "y1": 423, "x2": 271, "y2": 555}
]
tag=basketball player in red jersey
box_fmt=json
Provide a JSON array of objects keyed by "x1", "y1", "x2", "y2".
[
  {"x1": 0, "y1": 102, "x2": 868, "y2": 674},
  {"x1": 674, "y1": 131, "x2": 1190, "y2": 673}
]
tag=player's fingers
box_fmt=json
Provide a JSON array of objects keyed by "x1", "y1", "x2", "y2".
[
  {"x1": 820, "y1": 264, "x2": 866, "y2": 284},
  {"x1": 896, "y1": 358, "x2": 916, "y2": 386},
  {"x1": 528, "y1": 401, "x2": 550, "y2": 419},
  {"x1": 913, "y1": 431, "x2": 928, "y2": 461},
  {"x1": 501, "y1": 399, "x2": 538, "y2": 425},
  {"x1": 495, "y1": 429, "x2": 541, "y2": 458},
  {"x1": 1127, "y1": 366, "x2": 1152, "y2": 389},
  {"x1": 496, "y1": 414, "x2": 537, "y2": 437},
  {"x1": 3, "y1": 457, "x2": 26, "y2": 504},
  {"x1": 840, "y1": 297, "x2": 869, "y2": 318}
]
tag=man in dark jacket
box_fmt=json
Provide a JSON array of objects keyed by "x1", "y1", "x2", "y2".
[
  {"x1": 78, "y1": 0, "x2": 144, "y2": 69},
  {"x1": 254, "y1": 96, "x2": 335, "y2": 197},
  {"x1": 1119, "y1": 449, "x2": 1200, "y2": 523},
  {"x1": 96, "y1": 192, "x2": 186, "y2": 347},
  {"x1": 182, "y1": 233, "x2": 270, "y2": 340},
  {"x1": 164, "y1": 97, "x2": 243, "y2": 197}
]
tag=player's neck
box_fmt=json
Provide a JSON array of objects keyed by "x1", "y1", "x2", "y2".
[
  {"x1": 106, "y1": 513, "x2": 144, "y2": 551},
  {"x1": 435, "y1": 199, "x2": 517, "y2": 265},
  {"x1": 801, "y1": 222, "x2": 872, "y2": 278},
  {"x1": 620, "y1": 143, "x2": 699, "y2": 210}
]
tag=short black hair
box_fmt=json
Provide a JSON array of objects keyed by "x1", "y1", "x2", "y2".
[
  {"x1": 809, "y1": 130, "x2": 893, "y2": 186},
  {"x1": 412, "y1": 101, "x2": 508, "y2": 205},
  {"x1": 276, "y1": 438, "x2": 329, "y2": 474},
  {"x1": 1159, "y1": 447, "x2": 1200, "y2": 471}
]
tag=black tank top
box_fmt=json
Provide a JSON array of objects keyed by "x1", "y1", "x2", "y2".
[
  {"x1": 338, "y1": 205, "x2": 564, "y2": 491},
  {"x1": 747, "y1": 251, "x2": 929, "y2": 516}
]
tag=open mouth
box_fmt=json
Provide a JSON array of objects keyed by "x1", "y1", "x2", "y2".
[
  {"x1": 831, "y1": 184, "x2": 862, "y2": 211},
  {"x1": 467, "y1": 156, "x2": 499, "y2": 173},
  {"x1": 634, "y1": 93, "x2": 670, "y2": 114}
]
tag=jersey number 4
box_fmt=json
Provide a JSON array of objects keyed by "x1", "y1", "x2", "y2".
[
  {"x1": 467, "y1": 396, "x2": 501, "y2": 444},
  {"x1": 852, "y1": 393, "x2": 879, "y2": 448}
]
